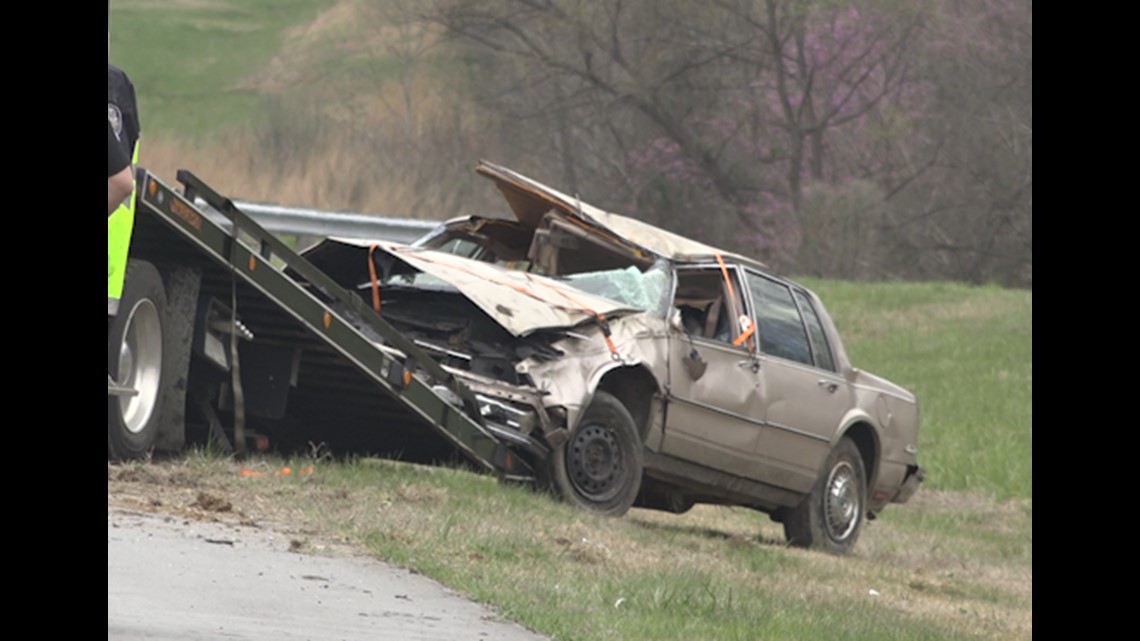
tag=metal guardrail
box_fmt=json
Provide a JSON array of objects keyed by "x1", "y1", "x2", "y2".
[{"x1": 193, "y1": 198, "x2": 441, "y2": 244}]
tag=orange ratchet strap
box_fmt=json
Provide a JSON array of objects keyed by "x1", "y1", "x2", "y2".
[
  {"x1": 733, "y1": 317, "x2": 755, "y2": 348},
  {"x1": 714, "y1": 251, "x2": 754, "y2": 351},
  {"x1": 368, "y1": 244, "x2": 382, "y2": 313},
  {"x1": 714, "y1": 251, "x2": 737, "y2": 300}
]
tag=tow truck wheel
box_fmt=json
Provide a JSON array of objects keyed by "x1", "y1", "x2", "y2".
[
  {"x1": 108, "y1": 260, "x2": 167, "y2": 461},
  {"x1": 547, "y1": 391, "x2": 643, "y2": 517}
]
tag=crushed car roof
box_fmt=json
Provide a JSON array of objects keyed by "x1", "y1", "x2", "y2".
[
  {"x1": 475, "y1": 161, "x2": 767, "y2": 270},
  {"x1": 304, "y1": 161, "x2": 774, "y2": 336}
]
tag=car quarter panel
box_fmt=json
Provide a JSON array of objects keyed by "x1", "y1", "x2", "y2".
[{"x1": 851, "y1": 370, "x2": 920, "y2": 509}]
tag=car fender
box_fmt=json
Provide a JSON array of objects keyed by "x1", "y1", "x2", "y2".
[
  {"x1": 526, "y1": 314, "x2": 668, "y2": 434},
  {"x1": 833, "y1": 409, "x2": 883, "y2": 491}
]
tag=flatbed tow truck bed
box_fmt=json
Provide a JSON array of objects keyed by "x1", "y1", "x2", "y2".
[{"x1": 127, "y1": 168, "x2": 532, "y2": 478}]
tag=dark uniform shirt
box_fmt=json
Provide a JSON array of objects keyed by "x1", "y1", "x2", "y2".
[{"x1": 108, "y1": 120, "x2": 129, "y2": 178}]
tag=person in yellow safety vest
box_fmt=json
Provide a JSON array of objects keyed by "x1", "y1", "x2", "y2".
[{"x1": 108, "y1": 63, "x2": 140, "y2": 315}]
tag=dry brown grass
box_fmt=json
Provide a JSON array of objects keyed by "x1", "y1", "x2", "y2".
[
  {"x1": 141, "y1": 115, "x2": 494, "y2": 220},
  {"x1": 136, "y1": 0, "x2": 506, "y2": 220}
]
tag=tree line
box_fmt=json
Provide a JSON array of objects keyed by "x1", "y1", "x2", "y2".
[{"x1": 290, "y1": 0, "x2": 1031, "y2": 287}]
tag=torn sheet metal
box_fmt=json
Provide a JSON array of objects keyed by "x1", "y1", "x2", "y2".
[{"x1": 370, "y1": 240, "x2": 638, "y2": 337}]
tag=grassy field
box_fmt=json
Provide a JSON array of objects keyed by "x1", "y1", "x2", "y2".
[
  {"x1": 111, "y1": 0, "x2": 338, "y2": 138},
  {"x1": 112, "y1": 0, "x2": 493, "y2": 218},
  {"x1": 108, "y1": 282, "x2": 1033, "y2": 641},
  {"x1": 800, "y1": 280, "x2": 1032, "y2": 501}
]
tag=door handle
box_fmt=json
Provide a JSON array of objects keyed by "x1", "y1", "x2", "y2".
[{"x1": 818, "y1": 380, "x2": 838, "y2": 393}]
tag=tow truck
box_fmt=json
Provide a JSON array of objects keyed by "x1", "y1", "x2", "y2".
[{"x1": 108, "y1": 161, "x2": 532, "y2": 478}]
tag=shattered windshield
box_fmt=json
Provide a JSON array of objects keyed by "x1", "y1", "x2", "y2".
[{"x1": 560, "y1": 263, "x2": 671, "y2": 315}]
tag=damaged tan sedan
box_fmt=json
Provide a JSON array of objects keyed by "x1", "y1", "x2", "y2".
[{"x1": 310, "y1": 161, "x2": 924, "y2": 554}]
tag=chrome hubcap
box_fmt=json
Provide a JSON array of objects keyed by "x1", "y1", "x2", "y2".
[
  {"x1": 115, "y1": 299, "x2": 162, "y2": 434},
  {"x1": 824, "y1": 461, "x2": 860, "y2": 542}
]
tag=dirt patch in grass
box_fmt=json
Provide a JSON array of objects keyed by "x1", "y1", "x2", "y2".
[{"x1": 107, "y1": 459, "x2": 358, "y2": 556}]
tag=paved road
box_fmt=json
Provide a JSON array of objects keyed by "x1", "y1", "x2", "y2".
[{"x1": 108, "y1": 508, "x2": 549, "y2": 641}]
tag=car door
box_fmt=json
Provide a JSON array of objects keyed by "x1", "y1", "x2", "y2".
[
  {"x1": 743, "y1": 271, "x2": 852, "y2": 493},
  {"x1": 661, "y1": 265, "x2": 768, "y2": 480}
]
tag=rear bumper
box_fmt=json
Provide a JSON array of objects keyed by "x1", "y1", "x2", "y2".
[{"x1": 892, "y1": 465, "x2": 925, "y2": 504}]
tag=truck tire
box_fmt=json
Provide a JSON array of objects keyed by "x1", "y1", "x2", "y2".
[
  {"x1": 783, "y1": 436, "x2": 867, "y2": 555},
  {"x1": 108, "y1": 260, "x2": 167, "y2": 461},
  {"x1": 547, "y1": 391, "x2": 643, "y2": 517}
]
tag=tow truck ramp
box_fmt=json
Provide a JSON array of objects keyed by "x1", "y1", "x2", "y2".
[{"x1": 131, "y1": 168, "x2": 532, "y2": 478}]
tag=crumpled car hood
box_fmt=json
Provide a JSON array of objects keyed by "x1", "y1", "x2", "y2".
[{"x1": 361, "y1": 239, "x2": 638, "y2": 337}]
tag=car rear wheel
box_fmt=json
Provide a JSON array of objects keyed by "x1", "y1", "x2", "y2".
[
  {"x1": 547, "y1": 391, "x2": 643, "y2": 516},
  {"x1": 783, "y1": 436, "x2": 867, "y2": 555}
]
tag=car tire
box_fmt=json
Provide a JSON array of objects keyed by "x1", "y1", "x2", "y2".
[
  {"x1": 547, "y1": 390, "x2": 643, "y2": 517},
  {"x1": 108, "y1": 259, "x2": 167, "y2": 461},
  {"x1": 783, "y1": 436, "x2": 867, "y2": 555}
]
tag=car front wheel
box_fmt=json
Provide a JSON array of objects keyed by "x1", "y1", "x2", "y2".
[
  {"x1": 783, "y1": 436, "x2": 867, "y2": 555},
  {"x1": 547, "y1": 391, "x2": 643, "y2": 517}
]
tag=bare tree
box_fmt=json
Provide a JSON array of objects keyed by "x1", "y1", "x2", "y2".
[
  {"x1": 418, "y1": 0, "x2": 1029, "y2": 284},
  {"x1": 429, "y1": 2, "x2": 923, "y2": 257},
  {"x1": 883, "y1": 0, "x2": 1032, "y2": 284},
  {"x1": 427, "y1": 1, "x2": 768, "y2": 228}
]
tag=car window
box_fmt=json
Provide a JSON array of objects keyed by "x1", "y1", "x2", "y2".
[
  {"x1": 745, "y1": 273, "x2": 812, "y2": 366},
  {"x1": 672, "y1": 266, "x2": 747, "y2": 346},
  {"x1": 792, "y1": 289, "x2": 836, "y2": 372},
  {"x1": 382, "y1": 270, "x2": 456, "y2": 292},
  {"x1": 434, "y1": 237, "x2": 484, "y2": 258}
]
